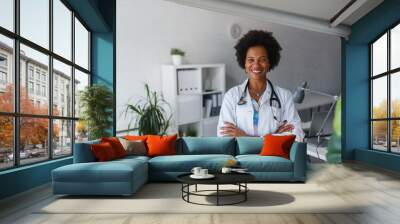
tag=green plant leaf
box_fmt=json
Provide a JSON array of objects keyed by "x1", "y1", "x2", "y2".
[{"x1": 125, "y1": 83, "x2": 172, "y2": 135}]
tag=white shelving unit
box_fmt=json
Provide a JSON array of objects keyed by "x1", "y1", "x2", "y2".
[{"x1": 161, "y1": 64, "x2": 226, "y2": 137}]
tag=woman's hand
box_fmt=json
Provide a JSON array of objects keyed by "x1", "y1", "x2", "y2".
[
  {"x1": 220, "y1": 122, "x2": 248, "y2": 137},
  {"x1": 275, "y1": 120, "x2": 294, "y2": 133}
]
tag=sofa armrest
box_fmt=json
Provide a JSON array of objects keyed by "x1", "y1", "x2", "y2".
[
  {"x1": 289, "y1": 142, "x2": 307, "y2": 181},
  {"x1": 73, "y1": 142, "x2": 98, "y2": 163}
]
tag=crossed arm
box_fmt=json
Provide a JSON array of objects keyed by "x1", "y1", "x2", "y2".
[{"x1": 219, "y1": 121, "x2": 294, "y2": 137}]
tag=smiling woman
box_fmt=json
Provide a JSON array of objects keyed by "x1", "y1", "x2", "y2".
[{"x1": 217, "y1": 30, "x2": 305, "y2": 141}]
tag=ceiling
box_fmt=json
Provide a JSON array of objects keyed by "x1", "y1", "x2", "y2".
[
  {"x1": 224, "y1": 0, "x2": 353, "y2": 24},
  {"x1": 165, "y1": 0, "x2": 384, "y2": 37}
]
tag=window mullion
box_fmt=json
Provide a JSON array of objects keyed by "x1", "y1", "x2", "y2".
[
  {"x1": 0, "y1": 0, "x2": 86, "y2": 170},
  {"x1": 13, "y1": 0, "x2": 20, "y2": 167},
  {"x1": 49, "y1": 0, "x2": 54, "y2": 160},
  {"x1": 370, "y1": 45, "x2": 373, "y2": 149},
  {"x1": 71, "y1": 10, "x2": 76, "y2": 154},
  {"x1": 388, "y1": 30, "x2": 391, "y2": 152}
]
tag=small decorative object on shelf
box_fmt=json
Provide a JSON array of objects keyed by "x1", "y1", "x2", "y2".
[
  {"x1": 170, "y1": 48, "x2": 185, "y2": 66},
  {"x1": 186, "y1": 128, "x2": 197, "y2": 137}
]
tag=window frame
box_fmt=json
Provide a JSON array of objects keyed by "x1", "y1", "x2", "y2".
[
  {"x1": 0, "y1": 0, "x2": 92, "y2": 171},
  {"x1": 370, "y1": 20, "x2": 400, "y2": 154}
]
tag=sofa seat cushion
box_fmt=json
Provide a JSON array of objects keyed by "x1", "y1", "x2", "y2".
[
  {"x1": 236, "y1": 155, "x2": 293, "y2": 172},
  {"x1": 116, "y1": 155, "x2": 150, "y2": 162},
  {"x1": 149, "y1": 154, "x2": 235, "y2": 172},
  {"x1": 53, "y1": 159, "x2": 147, "y2": 183}
]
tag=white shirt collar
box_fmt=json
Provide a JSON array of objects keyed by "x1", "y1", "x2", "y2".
[{"x1": 240, "y1": 78, "x2": 272, "y2": 105}]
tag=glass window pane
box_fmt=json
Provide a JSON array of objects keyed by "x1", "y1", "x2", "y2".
[
  {"x1": 75, "y1": 120, "x2": 88, "y2": 143},
  {"x1": 53, "y1": 0, "x2": 71, "y2": 60},
  {"x1": 391, "y1": 24, "x2": 400, "y2": 70},
  {"x1": 74, "y1": 69, "x2": 89, "y2": 118},
  {"x1": 0, "y1": 35, "x2": 14, "y2": 112},
  {"x1": 391, "y1": 120, "x2": 400, "y2": 153},
  {"x1": 372, "y1": 121, "x2": 388, "y2": 151},
  {"x1": 372, "y1": 33, "x2": 387, "y2": 76},
  {"x1": 372, "y1": 77, "x2": 387, "y2": 119},
  {"x1": 0, "y1": 0, "x2": 14, "y2": 31},
  {"x1": 53, "y1": 119, "x2": 72, "y2": 158},
  {"x1": 20, "y1": 0, "x2": 49, "y2": 49},
  {"x1": 53, "y1": 59, "x2": 72, "y2": 117},
  {"x1": 75, "y1": 17, "x2": 89, "y2": 70},
  {"x1": 20, "y1": 44, "x2": 49, "y2": 115},
  {"x1": 20, "y1": 117, "x2": 49, "y2": 165},
  {"x1": 0, "y1": 116, "x2": 14, "y2": 170},
  {"x1": 391, "y1": 72, "x2": 400, "y2": 118}
]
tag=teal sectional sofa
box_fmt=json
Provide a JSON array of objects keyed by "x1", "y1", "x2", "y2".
[{"x1": 52, "y1": 137, "x2": 307, "y2": 196}]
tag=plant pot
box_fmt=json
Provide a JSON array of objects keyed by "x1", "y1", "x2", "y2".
[{"x1": 172, "y1": 55, "x2": 183, "y2": 66}]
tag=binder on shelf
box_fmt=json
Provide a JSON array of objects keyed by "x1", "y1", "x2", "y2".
[
  {"x1": 204, "y1": 99, "x2": 212, "y2": 118},
  {"x1": 177, "y1": 69, "x2": 201, "y2": 95},
  {"x1": 212, "y1": 94, "x2": 218, "y2": 107},
  {"x1": 217, "y1": 93, "x2": 223, "y2": 106}
]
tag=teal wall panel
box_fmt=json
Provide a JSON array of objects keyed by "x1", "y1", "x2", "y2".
[
  {"x1": 0, "y1": 158, "x2": 72, "y2": 199},
  {"x1": 92, "y1": 32, "x2": 113, "y2": 88},
  {"x1": 91, "y1": 32, "x2": 114, "y2": 135},
  {"x1": 355, "y1": 149, "x2": 400, "y2": 172}
]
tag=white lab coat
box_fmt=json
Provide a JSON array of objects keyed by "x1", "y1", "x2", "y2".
[{"x1": 217, "y1": 79, "x2": 305, "y2": 141}]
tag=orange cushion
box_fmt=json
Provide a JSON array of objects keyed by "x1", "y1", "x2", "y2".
[
  {"x1": 259, "y1": 134, "x2": 296, "y2": 159},
  {"x1": 125, "y1": 135, "x2": 148, "y2": 142},
  {"x1": 91, "y1": 142, "x2": 117, "y2": 161},
  {"x1": 146, "y1": 135, "x2": 177, "y2": 157},
  {"x1": 101, "y1": 137, "x2": 127, "y2": 158}
]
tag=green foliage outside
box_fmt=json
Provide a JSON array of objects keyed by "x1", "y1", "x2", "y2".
[{"x1": 79, "y1": 84, "x2": 113, "y2": 140}]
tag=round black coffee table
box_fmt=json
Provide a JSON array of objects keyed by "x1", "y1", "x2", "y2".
[{"x1": 177, "y1": 173, "x2": 255, "y2": 206}]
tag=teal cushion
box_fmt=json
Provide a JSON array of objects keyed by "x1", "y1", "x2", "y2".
[
  {"x1": 73, "y1": 140, "x2": 101, "y2": 163},
  {"x1": 236, "y1": 137, "x2": 263, "y2": 155},
  {"x1": 236, "y1": 155, "x2": 293, "y2": 172},
  {"x1": 116, "y1": 155, "x2": 150, "y2": 162},
  {"x1": 52, "y1": 159, "x2": 147, "y2": 183},
  {"x1": 149, "y1": 154, "x2": 235, "y2": 172},
  {"x1": 180, "y1": 137, "x2": 235, "y2": 155}
]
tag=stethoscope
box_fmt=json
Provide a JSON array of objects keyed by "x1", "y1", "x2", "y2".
[{"x1": 237, "y1": 79, "x2": 282, "y2": 122}]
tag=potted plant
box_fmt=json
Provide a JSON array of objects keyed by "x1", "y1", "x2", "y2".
[
  {"x1": 170, "y1": 48, "x2": 185, "y2": 66},
  {"x1": 125, "y1": 84, "x2": 172, "y2": 135},
  {"x1": 79, "y1": 84, "x2": 113, "y2": 140}
]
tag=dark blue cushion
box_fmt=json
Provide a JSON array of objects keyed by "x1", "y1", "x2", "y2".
[
  {"x1": 73, "y1": 140, "x2": 100, "y2": 163},
  {"x1": 180, "y1": 137, "x2": 235, "y2": 155}
]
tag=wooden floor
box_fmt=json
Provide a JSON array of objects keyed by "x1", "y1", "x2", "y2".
[{"x1": 1, "y1": 162, "x2": 400, "y2": 224}]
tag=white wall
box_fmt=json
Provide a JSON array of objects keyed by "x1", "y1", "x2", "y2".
[{"x1": 116, "y1": 0, "x2": 341, "y2": 132}]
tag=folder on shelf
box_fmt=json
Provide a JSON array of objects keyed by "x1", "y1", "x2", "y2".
[
  {"x1": 212, "y1": 94, "x2": 218, "y2": 107},
  {"x1": 217, "y1": 93, "x2": 223, "y2": 106},
  {"x1": 205, "y1": 99, "x2": 212, "y2": 118}
]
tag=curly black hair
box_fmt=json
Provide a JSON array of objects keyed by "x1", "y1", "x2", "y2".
[{"x1": 234, "y1": 30, "x2": 282, "y2": 70}]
